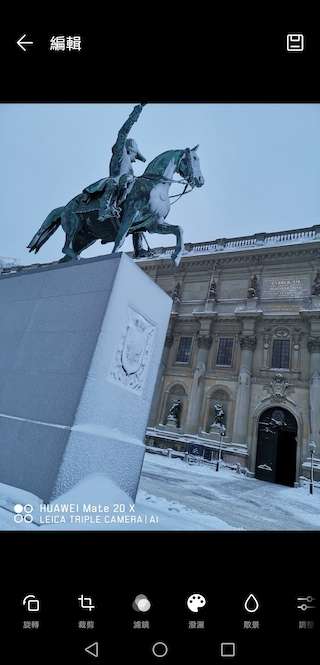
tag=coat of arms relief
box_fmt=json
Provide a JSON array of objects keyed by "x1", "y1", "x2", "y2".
[
  {"x1": 109, "y1": 306, "x2": 156, "y2": 394},
  {"x1": 263, "y1": 373, "x2": 293, "y2": 401}
]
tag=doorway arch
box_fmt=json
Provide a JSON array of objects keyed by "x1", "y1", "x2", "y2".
[{"x1": 255, "y1": 407, "x2": 297, "y2": 487}]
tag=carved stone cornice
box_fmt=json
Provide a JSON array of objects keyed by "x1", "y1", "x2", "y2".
[
  {"x1": 307, "y1": 337, "x2": 320, "y2": 353},
  {"x1": 150, "y1": 246, "x2": 320, "y2": 276},
  {"x1": 239, "y1": 335, "x2": 257, "y2": 351}
]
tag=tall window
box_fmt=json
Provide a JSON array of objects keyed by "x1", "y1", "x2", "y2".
[
  {"x1": 176, "y1": 336, "x2": 193, "y2": 363},
  {"x1": 271, "y1": 339, "x2": 290, "y2": 369},
  {"x1": 216, "y1": 337, "x2": 234, "y2": 367}
]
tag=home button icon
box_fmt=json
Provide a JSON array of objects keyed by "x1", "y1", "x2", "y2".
[{"x1": 152, "y1": 641, "x2": 169, "y2": 658}]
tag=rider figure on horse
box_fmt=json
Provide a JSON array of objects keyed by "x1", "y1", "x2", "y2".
[{"x1": 82, "y1": 103, "x2": 148, "y2": 256}]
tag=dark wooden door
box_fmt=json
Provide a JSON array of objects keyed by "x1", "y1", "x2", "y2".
[{"x1": 255, "y1": 408, "x2": 297, "y2": 485}]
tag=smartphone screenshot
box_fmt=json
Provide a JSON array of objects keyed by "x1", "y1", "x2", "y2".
[{"x1": 0, "y1": 25, "x2": 319, "y2": 661}]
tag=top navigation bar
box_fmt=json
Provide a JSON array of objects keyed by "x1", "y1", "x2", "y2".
[{"x1": 1, "y1": 27, "x2": 319, "y2": 102}]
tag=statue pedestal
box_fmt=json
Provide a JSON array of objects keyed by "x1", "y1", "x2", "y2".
[
  {"x1": 311, "y1": 295, "x2": 320, "y2": 310},
  {"x1": 0, "y1": 253, "x2": 171, "y2": 502},
  {"x1": 209, "y1": 423, "x2": 224, "y2": 437},
  {"x1": 164, "y1": 417, "x2": 179, "y2": 430}
]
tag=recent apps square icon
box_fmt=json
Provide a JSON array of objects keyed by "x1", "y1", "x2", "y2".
[
  {"x1": 221, "y1": 642, "x2": 236, "y2": 658},
  {"x1": 286, "y1": 33, "x2": 304, "y2": 52}
]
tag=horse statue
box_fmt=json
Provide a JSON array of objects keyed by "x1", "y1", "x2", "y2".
[{"x1": 27, "y1": 146, "x2": 204, "y2": 267}]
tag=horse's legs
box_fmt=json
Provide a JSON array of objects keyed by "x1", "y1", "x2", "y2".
[
  {"x1": 112, "y1": 210, "x2": 140, "y2": 254},
  {"x1": 61, "y1": 208, "x2": 82, "y2": 260},
  {"x1": 72, "y1": 226, "x2": 97, "y2": 256},
  {"x1": 148, "y1": 218, "x2": 184, "y2": 266},
  {"x1": 132, "y1": 232, "x2": 150, "y2": 258}
]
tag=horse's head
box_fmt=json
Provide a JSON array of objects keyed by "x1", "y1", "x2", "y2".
[{"x1": 178, "y1": 145, "x2": 204, "y2": 188}]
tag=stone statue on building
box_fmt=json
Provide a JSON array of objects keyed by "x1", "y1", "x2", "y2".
[
  {"x1": 210, "y1": 402, "x2": 226, "y2": 435},
  {"x1": 212, "y1": 402, "x2": 225, "y2": 426},
  {"x1": 312, "y1": 270, "x2": 320, "y2": 295},
  {"x1": 166, "y1": 399, "x2": 182, "y2": 428},
  {"x1": 208, "y1": 278, "x2": 217, "y2": 301},
  {"x1": 171, "y1": 282, "x2": 182, "y2": 304},
  {"x1": 248, "y1": 274, "x2": 258, "y2": 298}
]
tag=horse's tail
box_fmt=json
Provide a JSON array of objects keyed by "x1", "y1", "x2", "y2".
[{"x1": 27, "y1": 207, "x2": 64, "y2": 254}]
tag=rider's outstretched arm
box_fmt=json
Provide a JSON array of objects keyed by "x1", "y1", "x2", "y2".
[{"x1": 111, "y1": 103, "x2": 146, "y2": 159}]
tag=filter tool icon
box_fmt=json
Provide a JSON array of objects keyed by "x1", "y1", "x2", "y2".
[
  {"x1": 244, "y1": 594, "x2": 259, "y2": 613},
  {"x1": 132, "y1": 594, "x2": 151, "y2": 612}
]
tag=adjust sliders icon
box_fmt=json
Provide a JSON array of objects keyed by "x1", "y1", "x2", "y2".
[
  {"x1": 297, "y1": 595, "x2": 316, "y2": 612},
  {"x1": 16, "y1": 34, "x2": 34, "y2": 52}
]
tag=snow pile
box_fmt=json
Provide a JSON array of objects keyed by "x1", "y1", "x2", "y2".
[
  {"x1": 0, "y1": 472, "x2": 235, "y2": 531},
  {"x1": 138, "y1": 491, "x2": 237, "y2": 530}
]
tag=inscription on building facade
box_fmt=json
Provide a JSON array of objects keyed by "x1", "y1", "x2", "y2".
[{"x1": 262, "y1": 277, "x2": 309, "y2": 298}]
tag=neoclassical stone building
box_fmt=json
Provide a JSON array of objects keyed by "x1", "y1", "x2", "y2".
[{"x1": 136, "y1": 225, "x2": 320, "y2": 487}]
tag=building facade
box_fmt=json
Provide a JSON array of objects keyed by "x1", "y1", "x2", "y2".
[
  {"x1": 137, "y1": 225, "x2": 320, "y2": 487},
  {"x1": 0, "y1": 257, "x2": 17, "y2": 271}
]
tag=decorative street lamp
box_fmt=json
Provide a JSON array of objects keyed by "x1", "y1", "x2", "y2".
[
  {"x1": 216, "y1": 424, "x2": 226, "y2": 472},
  {"x1": 309, "y1": 441, "x2": 316, "y2": 495}
]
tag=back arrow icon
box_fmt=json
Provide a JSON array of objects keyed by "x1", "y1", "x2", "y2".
[
  {"x1": 85, "y1": 642, "x2": 99, "y2": 658},
  {"x1": 17, "y1": 34, "x2": 34, "y2": 52}
]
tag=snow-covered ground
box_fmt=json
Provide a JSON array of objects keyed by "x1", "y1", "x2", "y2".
[
  {"x1": 138, "y1": 452, "x2": 320, "y2": 530},
  {"x1": 0, "y1": 452, "x2": 319, "y2": 531}
]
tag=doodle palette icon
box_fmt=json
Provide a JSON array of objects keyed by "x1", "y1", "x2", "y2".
[{"x1": 187, "y1": 594, "x2": 207, "y2": 613}]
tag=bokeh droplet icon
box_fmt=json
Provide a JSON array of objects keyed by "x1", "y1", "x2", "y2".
[{"x1": 244, "y1": 594, "x2": 259, "y2": 613}]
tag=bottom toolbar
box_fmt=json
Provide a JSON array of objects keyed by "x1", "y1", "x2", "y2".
[{"x1": 3, "y1": 589, "x2": 318, "y2": 662}]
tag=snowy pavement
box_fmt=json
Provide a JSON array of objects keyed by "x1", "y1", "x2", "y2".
[{"x1": 138, "y1": 452, "x2": 320, "y2": 530}]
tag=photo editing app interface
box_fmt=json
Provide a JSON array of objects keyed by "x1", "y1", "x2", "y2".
[{"x1": 0, "y1": 30, "x2": 319, "y2": 658}]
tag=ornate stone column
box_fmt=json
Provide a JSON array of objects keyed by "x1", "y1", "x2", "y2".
[
  {"x1": 307, "y1": 336, "x2": 320, "y2": 452},
  {"x1": 232, "y1": 335, "x2": 257, "y2": 445},
  {"x1": 148, "y1": 332, "x2": 174, "y2": 427},
  {"x1": 292, "y1": 329, "x2": 302, "y2": 372},
  {"x1": 262, "y1": 330, "x2": 271, "y2": 369},
  {"x1": 184, "y1": 333, "x2": 212, "y2": 434}
]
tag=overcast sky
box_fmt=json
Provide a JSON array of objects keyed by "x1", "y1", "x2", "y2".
[{"x1": 0, "y1": 104, "x2": 319, "y2": 264}]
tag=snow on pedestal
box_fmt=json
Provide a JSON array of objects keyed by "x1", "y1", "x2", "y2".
[{"x1": 0, "y1": 253, "x2": 171, "y2": 504}]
